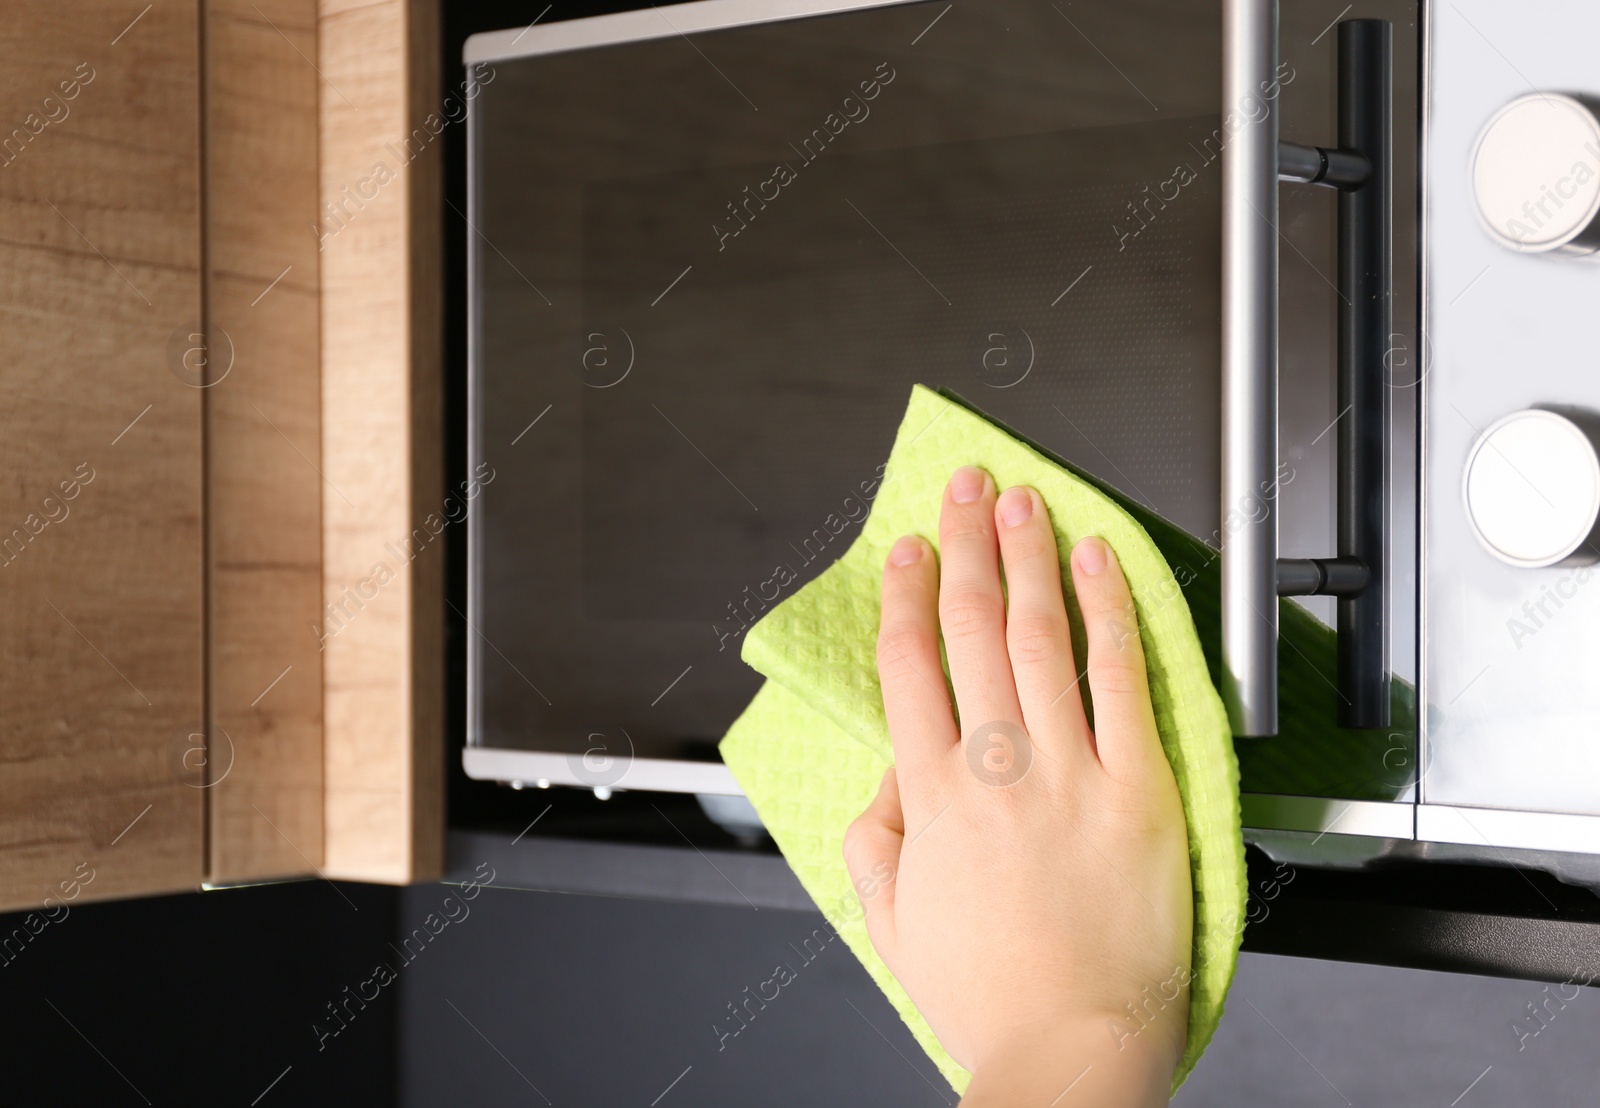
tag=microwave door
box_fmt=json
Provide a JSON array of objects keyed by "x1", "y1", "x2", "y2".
[{"x1": 464, "y1": 0, "x2": 1419, "y2": 816}]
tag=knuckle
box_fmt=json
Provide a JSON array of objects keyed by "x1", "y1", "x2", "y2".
[
  {"x1": 1087, "y1": 791, "x2": 1170, "y2": 838},
  {"x1": 1004, "y1": 552, "x2": 1064, "y2": 595},
  {"x1": 1002, "y1": 527, "x2": 1059, "y2": 566},
  {"x1": 1090, "y1": 655, "x2": 1148, "y2": 698},
  {"x1": 1084, "y1": 598, "x2": 1140, "y2": 647},
  {"x1": 876, "y1": 624, "x2": 933, "y2": 676},
  {"x1": 1082, "y1": 588, "x2": 1137, "y2": 628},
  {"x1": 1006, "y1": 612, "x2": 1067, "y2": 665},
  {"x1": 842, "y1": 816, "x2": 891, "y2": 868},
  {"x1": 842, "y1": 816, "x2": 869, "y2": 858},
  {"x1": 940, "y1": 513, "x2": 994, "y2": 545},
  {"x1": 939, "y1": 587, "x2": 1002, "y2": 640}
]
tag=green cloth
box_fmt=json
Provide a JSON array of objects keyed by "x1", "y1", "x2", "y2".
[{"x1": 719, "y1": 385, "x2": 1245, "y2": 1096}]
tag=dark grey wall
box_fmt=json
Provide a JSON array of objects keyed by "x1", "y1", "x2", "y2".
[
  {"x1": 1188, "y1": 949, "x2": 1600, "y2": 1106},
  {"x1": 6, "y1": 875, "x2": 1600, "y2": 1105},
  {"x1": 395, "y1": 884, "x2": 953, "y2": 1106},
  {"x1": 395, "y1": 882, "x2": 1600, "y2": 1108}
]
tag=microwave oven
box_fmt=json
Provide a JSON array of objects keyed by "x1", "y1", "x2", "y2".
[{"x1": 461, "y1": 0, "x2": 1600, "y2": 889}]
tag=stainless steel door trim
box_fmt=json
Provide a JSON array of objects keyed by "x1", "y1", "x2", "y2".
[
  {"x1": 1415, "y1": 0, "x2": 1433, "y2": 806},
  {"x1": 1242, "y1": 792, "x2": 1415, "y2": 838},
  {"x1": 464, "y1": 0, "x2": 927, "y2": 65},
  {"x1": 463, "y1": 747, "x2": 745, "y2": 795},
  {"x1": 1417, "y1": 804, "x2": 1600, "y2": 856},
  {"x1": 1221, "y1": 0, "x2": 1281, "y2": 737},
  {"x1": 465, "y1": 59, "x2": 485, "y2": 760}
]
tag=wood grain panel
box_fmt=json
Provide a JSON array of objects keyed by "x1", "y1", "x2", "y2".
[
  {"x1": 203, "y1": 0, "x2": 326, "y2": 882},
  {"x1": 317, "y1": 0, "x2": 443, "y2": 882},
  {"x1": 0, "y1": 2, "x2": 205, "y2": 910}
]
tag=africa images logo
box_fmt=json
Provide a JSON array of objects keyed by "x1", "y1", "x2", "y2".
[
  {"x1": 1500, "y1": 139, "x2": 1600, "y2": 246},
  {"x1": 710, "y1": 62, "x2": 896, "y2": 252}
]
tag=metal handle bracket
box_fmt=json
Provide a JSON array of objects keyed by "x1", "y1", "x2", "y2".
[{"x1": 1223, "y1": 3, "x2": 1392, "y2": 736}]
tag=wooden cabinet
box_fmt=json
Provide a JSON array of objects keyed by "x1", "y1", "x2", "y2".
[
  {"x1": 0, "y1": 0, "x2": 441, "y2": 911},
  {"x1": 316, "y1": 0, "x2": 443, "y2": 885},
  {"x1": 205, "y1": 0, "x2": 328, "y2": 886}
]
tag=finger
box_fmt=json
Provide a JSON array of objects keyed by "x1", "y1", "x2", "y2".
[
  {"x1": 993, "y1": 486, "x2": 1091, "y2": 750},
  {"x1": 937, "y1": 466, "x2": 1023, "y2": 741},
  {"x1": 842, "y1": 767, "x2": 903, "y2": 954},
  {"x1": 1070, "y1": 536, "x2": 1163, "y2": 773},
  {"x1": 877, "y1": 534, "x2": 958, "y2": 782}
]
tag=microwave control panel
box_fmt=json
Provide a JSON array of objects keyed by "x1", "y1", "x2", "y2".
[{"x1": 1424, "y1": 1, "x2": 1600, "y2": 817}]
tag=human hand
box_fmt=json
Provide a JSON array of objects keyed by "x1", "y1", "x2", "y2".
[{"x1": 843, "y1": 465, "x2": 1193, "y2": 1106}]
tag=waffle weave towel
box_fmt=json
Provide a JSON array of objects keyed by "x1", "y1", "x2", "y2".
[{"x1": 719, "y1": 385, "x2": 1247, "y2": 1095}]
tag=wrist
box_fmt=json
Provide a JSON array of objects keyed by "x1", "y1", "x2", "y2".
[{"x1": 962, "y1": 1014, "x2": 1179, "y2": 1108}]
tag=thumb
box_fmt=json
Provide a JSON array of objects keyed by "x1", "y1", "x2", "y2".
[{"x1": 842, "y1": 766, "x2": 904, "y2": 956}]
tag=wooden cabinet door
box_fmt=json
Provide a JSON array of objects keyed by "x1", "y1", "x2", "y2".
[
  {"x1": 204, "y1": 0, "x2": 443, "y2": 887},
  {"x1": 315, "y1": 0, "x2": 444, "y2": 885},
  {"x1": 0, "y1": 0, "x2": 442, "y2": 911},
  {"x1": 0, "y1": 2, "x2": 206, "y2": 909},
  {"x1": 202, "y1": 0, "x2": 328, "y2": 884}
]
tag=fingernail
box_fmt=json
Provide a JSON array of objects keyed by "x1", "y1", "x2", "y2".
[
  {"x1": 1075, "y1": 536, "x2": 1110, "y2": 575},
  {"x1": 889, "y1": 535, "x2": 924, "y2": 567},
  {"x1": 997, "y1": 486, "x2": 1033, "y2": 528},
  {"x1": 950, "y1": 466, "x2": 986, "y2": 504}
]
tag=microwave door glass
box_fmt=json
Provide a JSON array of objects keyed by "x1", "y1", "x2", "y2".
[{"x1": 467, "y1": 0, "x2": 1419, "y2": 796}]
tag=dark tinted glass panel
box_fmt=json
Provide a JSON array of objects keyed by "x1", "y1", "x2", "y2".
[{"x1": 468, "y1": 0, "x2": 1418, "y2": 775}]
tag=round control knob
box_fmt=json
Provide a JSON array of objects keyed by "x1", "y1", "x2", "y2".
[
  {"x1": 1472, "y1": 93, "x2": 1600, "y2": 255},
  {"x1": 1463, "y1": 409, "x2": 1600, "y2": 567}
]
